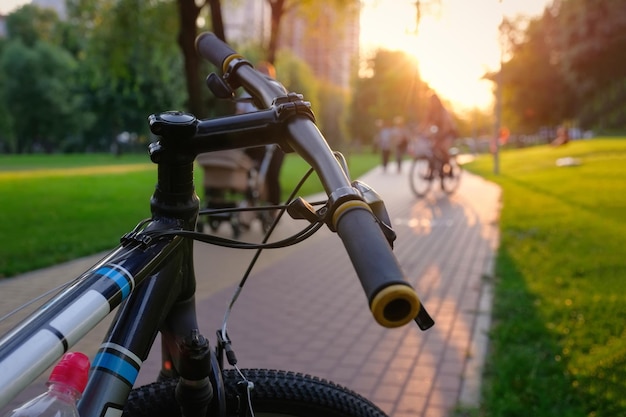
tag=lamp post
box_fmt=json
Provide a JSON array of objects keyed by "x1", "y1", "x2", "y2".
[{"x1": 493, "y1": 0, "x2": 504, "y2": 175}]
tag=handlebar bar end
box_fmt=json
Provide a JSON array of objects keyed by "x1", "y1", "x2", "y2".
[
  {"x1": 370, "y1": 283, "x2": 420, "y2": 328},
  {"x1": 414, "y1": 307, "x2": 435, "y2": 331}
]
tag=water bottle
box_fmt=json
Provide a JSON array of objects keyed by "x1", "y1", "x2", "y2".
[{"x1": 4, "y1": 352, "x2": 90, "y2": 417}]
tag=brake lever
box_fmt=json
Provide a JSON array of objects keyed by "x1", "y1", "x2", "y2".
[
  {"x1": 351, "y1": 180, "x2": 396, "y2": 248},
  {"x1": 206, "y1": 72, "x2": 235, "y2": 99}
]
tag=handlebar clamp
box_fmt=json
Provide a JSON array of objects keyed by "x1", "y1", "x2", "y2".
[
  {"x1": 325, "y1": 186, "x2": 365, "y2": 232},
  {"x1": 274, "y1": 93, "x2": 316, "y2": 123}
]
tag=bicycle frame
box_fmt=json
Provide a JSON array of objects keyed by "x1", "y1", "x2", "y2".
[{"x1": 0, "y1": 109, "x2": 293, "y2": 417}]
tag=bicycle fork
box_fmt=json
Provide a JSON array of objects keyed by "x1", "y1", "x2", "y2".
[{"x1": 160, "y1": 297, "x2": 224, "y2": 417}]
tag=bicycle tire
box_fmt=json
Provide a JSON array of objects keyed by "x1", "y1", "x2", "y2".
[
  {"x1": 123, "y1": 368, "x2": 388, "y2": 417},
  {"x1": 409, "y1": 157, "x2": 433, "y2": 197},
  {"x1": 440, "y1": 157, "x2": 462, "y2": 194}
]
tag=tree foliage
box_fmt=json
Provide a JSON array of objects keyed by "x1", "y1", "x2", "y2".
[
  {"x1": 0, "y1": 6, "x2": 89, "y2": 152},
  {"x1": 4, "y1": 0, "x2": 623, "y2": 153},
  {"x1": 76, "y1": 0, "x2": 185, "y2": 142},
  {"x1": 546, "y1": 0, "x2": 626, "y2": 130},
  {"x1": 493, "y1": 0, "x2": 626, "y2": 133},
  {"x1": 490, "y1": 16, "x2": 572, "y2": 134},
  {"x1": 4, "y1": 5, "x2": 60, "y2": 47},
  {"x1": 349, "y1": 49, "x2": 429, "y2": 148},
  {"x1": 0, "y1": 1, "x2": 186, "y2": 153}
]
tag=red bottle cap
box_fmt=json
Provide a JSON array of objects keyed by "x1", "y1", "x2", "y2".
[{"x1": 48, "y1": 352, "x2": 91, "y2": 393}]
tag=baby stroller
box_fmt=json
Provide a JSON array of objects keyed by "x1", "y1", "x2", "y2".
[{"x1": 196, "y1": 147, "x2": 275, "y2": 238}]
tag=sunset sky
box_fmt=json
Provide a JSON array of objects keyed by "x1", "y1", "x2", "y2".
[
  {"x1": 2, "y1": 0, "x2": 553, "y2": 111},
  {"x1": 361, "y1": 0, "x2": 552, "y2": 111}
]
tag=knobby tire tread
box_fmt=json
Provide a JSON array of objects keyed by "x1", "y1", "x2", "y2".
[{"x1": 123, "y1": 368, "x2": 388, "y2": 417}]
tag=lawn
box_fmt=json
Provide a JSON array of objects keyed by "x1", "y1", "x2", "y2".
[
  {"x1": 463, "y1": 138, "x2": 626, "y2": 417},
  {"x1": 0, "y1": 151, "x2": 380, "y2": 278}
]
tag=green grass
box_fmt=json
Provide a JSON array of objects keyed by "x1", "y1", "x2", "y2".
[
  {"x1": 464, "y1": 138, "x2": 626, "y2": 417},
  {"x1": 0, "y1": 153, "x2": 149, "y2": 170},
  {"x1": 0, "y1": 151, "x2": 380, "y2": 278}
]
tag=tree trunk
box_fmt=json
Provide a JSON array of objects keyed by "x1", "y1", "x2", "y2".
[
  {"x1": 208, "y1": 0, "x2": 226, "y2": 42},
  {"x1": 267, "y1": 0, "x2": 286, "y2": 64},
  {"x1": 177, "y1": 0, "x2": 204, "y2": 118}
]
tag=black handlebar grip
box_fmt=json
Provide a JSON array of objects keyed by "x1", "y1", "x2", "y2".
[
  {"x1": 333, "y1": 200, "x2": 421, "y2": 328},
  {"x1": 195, "y1": 32, "x2": 242, "y2": 73}
]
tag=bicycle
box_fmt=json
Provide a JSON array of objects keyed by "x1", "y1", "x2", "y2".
[
  {"x1": 0, "y1": 32, "x2": 434, "y2": 417},
  {"x1": 408, "y1": 136, "x2": 462, "y2": 198}
]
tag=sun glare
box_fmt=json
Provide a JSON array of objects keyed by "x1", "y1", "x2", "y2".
[
  {"x1": 360, "y1": 1, "x2": 501, "y2": 112},
  {"x1": 360, "y1": 0, "x2": 551, "y2": 113}
]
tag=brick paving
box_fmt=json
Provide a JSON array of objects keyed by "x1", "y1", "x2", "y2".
[{"x1": 1, "y1": 161, "x2": 500, "y2": 416}]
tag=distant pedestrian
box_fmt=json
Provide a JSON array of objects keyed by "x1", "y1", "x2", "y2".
[
  {"x1": 376, "y1": 120, "x2": 394, "y2": 172},
  {"x1": 551, "y1": 125, "x2": 570, "y2": 147},
  {"x1": 392, "y1": 116, "x2": 409, "y2": 173}
]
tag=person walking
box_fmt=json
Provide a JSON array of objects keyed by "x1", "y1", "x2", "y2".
[
  {"x1": 376, "y1": 120, "x2": 394, "y2": 173},
  {"x1": 392, "y1": 116, "x2": 409, "y2": 173}
]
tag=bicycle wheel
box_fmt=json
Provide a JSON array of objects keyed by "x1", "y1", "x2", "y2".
[
  {"x1": 409, "y1": 156, "x2": 433, "y2": 197},
  {"x1": 440, "y1": 157, "x2": 462, "y2": 194},
  {"x1": 123, "y1": 369, "x2": 388, "y2": 417}
]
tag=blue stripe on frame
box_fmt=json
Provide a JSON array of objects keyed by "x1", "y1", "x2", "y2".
[
  {"x1": 96, "y1": 267, "x2": 131, "y2": 299},
  {"x1": 93, "y1": 352, "x2": 138, "y2": 386}
]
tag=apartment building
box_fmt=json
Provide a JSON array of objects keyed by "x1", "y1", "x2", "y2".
[
  {"x1": 279, "y1": 4, "x2": 360, "y2": 90},
  {"x1": 223, "y1": 1, "x2": 360, "y2": 91},
  {"x1": 221, "y1": 0, "x2": 271, "y2": 49}
]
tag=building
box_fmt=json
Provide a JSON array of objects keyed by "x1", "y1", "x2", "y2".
[
  {"x1": 279, "y1": 4, "x2": 360, "y2": 90},
  {"x1": 221, "y1": 0, "x2": 271, "y2": 49},
  {"x1": 223, "y1": 1, "x2": 360, "y2": 91}
]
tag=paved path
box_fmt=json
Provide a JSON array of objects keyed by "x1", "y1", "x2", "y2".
[{"x1": 1, "y1": 161, "x2": 500, "y2": 417}]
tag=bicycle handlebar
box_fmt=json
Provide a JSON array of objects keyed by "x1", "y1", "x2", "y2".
[
  {"x1": 332, "y1": 200, "x2": 420, "y2": 327},
  {"x1": 195, "y1": 32, "x2": 433, "y2": 330}
]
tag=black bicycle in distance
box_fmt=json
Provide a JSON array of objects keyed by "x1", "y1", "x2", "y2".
[
  {"x1": 409, "y1": 134, "x2": 462, "y2": 198},
  {"x1": 0, "y1": 33, "x2": 434, "y2": 417}
]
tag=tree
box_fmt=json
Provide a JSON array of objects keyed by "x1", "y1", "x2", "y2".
[
  {"x1": 0, "y1": 41, "x2": 86, "y2": 152},
  {"x1": 0, "y1": 0, "x2": 188, "y2": 152},
  {"x1": 4, "y1": 4, "x2": 61, "y2": 47},
  {"x1": 176, "y1": 0, "x2": 206, "y2": 118},
  {"x1": 266, "y1": 0, "x2": 288, "y2": 64},
  {"x1": 0, "y1": 5, "x2": 96, "y2": 153},
  {"x1": 274, "y1": 49, "x2": 319, "y2": 111},
  {"x1": 486, "y1": 16, "x2": 574, "y2": 134},
  {"x1": 546, "y1": 0, "x2": 626, "y2": 130},
  {"x1": 77, "y1": 0, "x2": 186, "y2": 146},
  {"x1": 349, "y1": 49, "x2": 429, "y2": 149},
  {"x1": 317, "y1": 81, "x2": 350, "y2": 149},
  {"x1": 176, "y1": 0, "x2": 235, "y2": 118}
]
